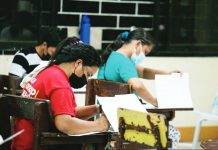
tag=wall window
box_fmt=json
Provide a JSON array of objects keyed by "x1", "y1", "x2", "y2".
[
  {"x1": 0, "y1": 0, "x2": 217, "y2": 56},
  {"x1": 157, "y1": 0, "x2": 218, "y2": 56}
]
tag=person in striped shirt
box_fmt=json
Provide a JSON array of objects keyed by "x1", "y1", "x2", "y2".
[{"x1": 9, "y1": 27, "x2": 61, "y2": 78}]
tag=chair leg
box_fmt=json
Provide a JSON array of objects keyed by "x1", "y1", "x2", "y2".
[{"x1": 192, "y1": 118, "x2": 205, "y2": 149}]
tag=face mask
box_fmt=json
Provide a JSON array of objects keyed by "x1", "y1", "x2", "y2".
[
  {"x1": 131, "y1": 47, "x2": 146, "y2": 64},
  {"x1": 69, "y1": 63, "x2": 87, "y2": 89},
  {"x1": 69, "y1": 74, "x2": 87, "y2": 89}
]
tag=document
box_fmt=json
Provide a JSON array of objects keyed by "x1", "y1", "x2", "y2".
[
  {"x1": 154, "y1": 73, "x2": 193, "y2": 110},
  {"x1": 97, "y1": 94, "x2": 147, "y2": 132}
]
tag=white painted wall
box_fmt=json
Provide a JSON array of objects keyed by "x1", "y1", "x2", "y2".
[
  {"x1": 140, "y1": 57, "x2": 218, "y2": 127},
  {"x1": 0, "y1": 55, "x2": 14, "y2": 75},
  {"x1": 1, "y1": 55, "x2": 218, "y2": 127}
]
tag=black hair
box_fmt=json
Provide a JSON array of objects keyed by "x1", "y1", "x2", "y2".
[
  {"x1": 101, "y1": 28, "x2": 153, "y2": 65},
  {"x1": 49, "y1": 36, "x2": 101, "y2": 67},
  {"x1": 37, "y1": 27, "x2": 61, "y2": 47}
]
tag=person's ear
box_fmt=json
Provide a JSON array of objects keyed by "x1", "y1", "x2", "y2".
[
  {"x1": 75, "y1": 59, "x2": 83, "y2": 67},
  {"x1": 42, "y1": 42, "x2": 48, "y2": 47},
  {"x1": 135, "y1": 41, "x2": 142, "y2": 53},
  {"x1": 136, "y1": 41, "x2": 142, "y2": 47}
]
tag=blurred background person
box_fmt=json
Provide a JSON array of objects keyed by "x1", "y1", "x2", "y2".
[
  {"x1": 9, "y1": 27, "x2": 61, "y2": 78},
  {"x1": 0, "y1": 10, "x2": 34, "y2": 41}
]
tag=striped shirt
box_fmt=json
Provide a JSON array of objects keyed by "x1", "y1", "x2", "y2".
[{"x1": 9, "y1": 47, "x2": 45, "y2": 78}]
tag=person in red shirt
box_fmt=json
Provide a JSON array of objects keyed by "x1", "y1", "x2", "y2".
[{"x1": 12, "y1": 37, "x2": 109, "y2": 150}]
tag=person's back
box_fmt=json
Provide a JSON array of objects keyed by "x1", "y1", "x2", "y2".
[
  {"x1": 98, "y1": 51, "x2": 138, "y2": 83},
  {"x1": 13, "y1": 65, "x2": 74, "y2": 149},
  {"x1": 9, "y1": 47, "x2": 43, "y2": 78}
]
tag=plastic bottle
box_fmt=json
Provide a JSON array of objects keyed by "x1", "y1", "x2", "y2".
[
  {"x1": 212, "y1": 90, "x2": 218, "y2": 115},
  {"x1": 80, "y1": 15, "x2": 90, "y2": 45}
]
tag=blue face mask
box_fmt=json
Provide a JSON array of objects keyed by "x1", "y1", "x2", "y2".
[{"x1": 131, "y1": 47, "x2": 146, "y2": 64}]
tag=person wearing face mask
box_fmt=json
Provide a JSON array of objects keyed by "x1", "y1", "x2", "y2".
[
  {"x1": 98, "y1": 28, "x2": 181, "y2": 149},
  {"x1": 13, "y1": 37, "x2": 109, "y2": 150},
  {"x1": 98, "y1": 28, "x2": 180, "y2": 107},
  {"x1": 9, "y1": 27, "x2": 61, "y2": 79}
]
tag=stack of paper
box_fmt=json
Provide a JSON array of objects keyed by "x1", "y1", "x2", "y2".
[{"x1": 97, "y1": 94, "x2": 147, "y2": 132}]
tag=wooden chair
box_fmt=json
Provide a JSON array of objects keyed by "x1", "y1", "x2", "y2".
[
  {"x1": 85, "y1": 79, "x2": 174, "y2": 149},
  {"x1": 85, "y1": 79, "x2": 131, "y2": 106},
  {"x1": 0, "y1": 75, "x2": 22, "y2": 95},
  {"x1": 85, "y1": 79, "x2": 175, "y2": 121},
  {"x1": 0, "y1": 94, "x2": 111, "y2": 150}
]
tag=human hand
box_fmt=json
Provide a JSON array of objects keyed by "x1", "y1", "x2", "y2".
[
  {"x1": 153, "y1": 98, "x2": 158, "y2": 108},
  {"x1": 171, "y1": 70, "x2": 181, "y2": 73},
  {"x1": 97, "y1": 114, "x2": 110, "y2": 132},
  {"x1": 170, "y1": 70, "x2": 183, "y2": 76}
]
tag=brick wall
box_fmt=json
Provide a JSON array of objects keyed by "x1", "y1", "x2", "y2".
[{"x1": 55, "y1": 0, "x2": 164, "y2": 50}]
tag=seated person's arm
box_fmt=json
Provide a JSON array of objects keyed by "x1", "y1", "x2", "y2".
[
  {"x1": 75, "y1": 104, "x2": 100, "y2": 120},
  {"x1": 9, "y1": 54, "x2": 29, "y2": 78},
  {"x1": 54, "y1": 114, "x2": 109, "y2": 135},
  {"x1": 136, "y1": 65, "x2": 180, "y2": 80},
  {"x1": 128, "y1": 77, "x2": 158, "y2": 107}
]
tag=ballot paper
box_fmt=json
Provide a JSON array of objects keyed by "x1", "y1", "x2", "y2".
[
  {"x1": 96, "y1": 94, "x2": 147, "y2": 132},
  {"x1": 0, "y1": 129, "x2": 24, "y2": 146},
  {"x1": 154, "y1": 73, "x2": 193, "y2": 110}
]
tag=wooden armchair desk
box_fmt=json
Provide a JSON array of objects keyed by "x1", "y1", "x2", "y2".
[
  {"x1": 0, "y1": 94, "x2": 111, "y2": 150},
  {"x1": 85, "y1": 79, "x2": 178, "y2": 149},
  {"x1": 0, "y1": 74, "x2": 22, "y2": 95}
]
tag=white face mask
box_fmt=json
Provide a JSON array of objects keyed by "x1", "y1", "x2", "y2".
[{"x1": 131, "y1": 46, "x2": 146, "y2": 64}]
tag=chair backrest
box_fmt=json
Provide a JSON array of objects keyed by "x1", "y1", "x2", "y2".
[
  {"x1": 117, "y1": 108, "x2": 169, "y2": 149},
  {"x1": 0, "y1": 94, "x2": 53, "y2": 150},
  {"x1": 85, "y1": 79, "x2": 131, "y2": 105},
  {"x1": 0, "y1": 75, "x2": 22, "y2": 95}
]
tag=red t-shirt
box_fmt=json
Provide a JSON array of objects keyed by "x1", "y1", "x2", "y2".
[{"x1": 12, "y1": 65, "x2": 77, "y2": 150}]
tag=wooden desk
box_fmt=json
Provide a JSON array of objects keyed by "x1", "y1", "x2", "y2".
[{"x1": 146, "y1": 108, "x2": 194, "y2": 121}]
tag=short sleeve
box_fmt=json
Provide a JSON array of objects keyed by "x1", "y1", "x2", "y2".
[
  {"x1": 97, "y1": 65, "x2": 106, "y2": 80},
  {"x1": 9, "y1": 54, "x2": 28, "y2": 77},
  {"x1": 119, "y1": 60, "x2": 138, "y2": 83},
  {"x1": 50, "y1": 88, "x2": 77, "y2": 117}
]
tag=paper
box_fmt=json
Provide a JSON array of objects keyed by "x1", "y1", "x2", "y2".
[
  {"x1": 155, "y1": 73, "x2": 193, "y2": 109},
  {"x1": 72, "y1": 85, "x2": 86, "y2": 93},
  {"x1": 0, "y1": 129, "x2": 24, "y2": 145},
  {"x1": 68, "y1": 131, "x2": 100, "y2": 136},
  {"x1": 97, "y1": 94, "x2": 147, "y2": 132}
]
